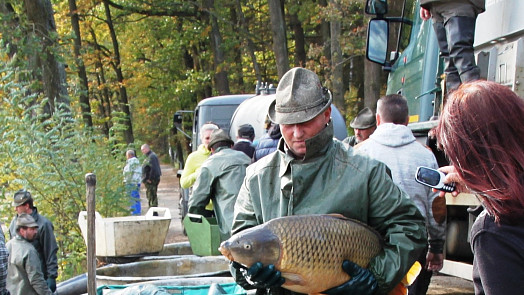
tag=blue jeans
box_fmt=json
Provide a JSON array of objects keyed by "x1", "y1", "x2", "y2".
[{"x1": 126, "y1": 183, "x2": 141, "y2": 215}]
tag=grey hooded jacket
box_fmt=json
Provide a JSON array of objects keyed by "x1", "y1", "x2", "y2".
[{"x1": 356, "y1": 123, "x2": 446, "y2": 253}]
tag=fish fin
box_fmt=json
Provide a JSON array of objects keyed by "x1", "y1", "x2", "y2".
[
  {"x1": 401, "y1": 261, "x2": 422, "y2": 286},
  {"x1": 282, "y1": 272, "x2": 307, "y2": 286},
  {"x1": 387, "y1": 261, "x2": 422, "y2": 295},
  {"x1": 387, "y1": 283, "x2": 407, "y2": 295},
  {"x1": 325, "y1": 213, "x2": 348, "y2": 219}
]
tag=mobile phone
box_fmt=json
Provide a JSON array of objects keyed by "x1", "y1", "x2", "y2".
[{"x1": 415, "y1": 166, "x2": 456, "y2": 192}]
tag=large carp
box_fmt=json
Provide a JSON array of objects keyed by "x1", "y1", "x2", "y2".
[{"x1": 219, "y1": 214, "x2": 419, "y2": 295}]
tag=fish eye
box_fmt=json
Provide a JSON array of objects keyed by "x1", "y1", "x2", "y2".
[{"x1": 244, "y1": 244, "x2": 251, "y2": 250}]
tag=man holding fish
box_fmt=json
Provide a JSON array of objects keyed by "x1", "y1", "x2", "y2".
[{"x1": 226, "y1": 67, "x2": 427, "y2": 295}]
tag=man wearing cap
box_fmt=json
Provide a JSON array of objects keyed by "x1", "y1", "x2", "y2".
[
  {"x1": 233, "y1": 123, "x2": 256, "y2": 158},
  {"x1": 7, "y1": 213, "x2": 53, "y2": 295},
  {"x1": 230, "y1": 67, "x2": 426, "y2": 295},
  {"x1": 9, "y1": 190, "x2": 58, "y2": 293},
  {"x1": 188, "y1": 129, "x2": 251, "y2": 241},
  {"x1": 343, "y1": 107, "x2": 377, "y2": 147}
]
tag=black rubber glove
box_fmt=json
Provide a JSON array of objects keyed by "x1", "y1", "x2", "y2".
[
  {"x1": 324, "y1": 261, "x2": 378, "y2": 295},
  {"x1": 232, "y1": 261, "x2": 285, "y2": 289},
  {"x1": 46, "y1": 277, "x2": 57, "y2": 292}
]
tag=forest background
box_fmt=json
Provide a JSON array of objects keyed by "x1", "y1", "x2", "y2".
[{"x1": 0, "y1": 0, "x2": 410, "y2": 280}]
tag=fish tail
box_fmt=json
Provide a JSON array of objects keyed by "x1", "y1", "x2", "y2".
[{"x1": 387, "y1": 261, "x2": 422, "y2": 295}]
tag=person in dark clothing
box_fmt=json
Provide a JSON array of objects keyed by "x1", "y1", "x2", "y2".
[
  {"x1": 252, "y1": 123, "x2": 281, "y2": 162},
  {"x1": 9, "y1": 190, "x2": 58, "y2": 293},
  {"x1": 232, "y1": 124, "x2": 255, "y2": 159},
  {"x1": 435, "y1": 80, "x2": 524, "y2": 295},
  {"x1": 141, "y1": 144, "x2": 162, "y2": 207},
  {"x1": 420, "y1": 0, "x2": 485, "y2": 93}
]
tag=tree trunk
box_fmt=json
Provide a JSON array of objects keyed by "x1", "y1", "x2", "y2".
[
  {"x1": 69, "y1": 0, "x2": 93, "y2": 128},
  {"x1": 89, "y1": 28, "x2": 112, "y2": 138},
  {"x1": 330, "y1": 18, "x2": 345, "y2": 114},
  {"x1": 364, "y1": 60, "x2": 382, "y2": 111},
  {"x1": 268, "y1": 0, "x2": 289, "y2": 79},
  {"x1": 235, "y1": 0, "x2": 261, "y2": 83},
  {"x1": 318, "y1": 0, "x2": 331, "y2": 61},
  {"x1": 103, "y1": 0, "x2": 134, "y2": 144},
  {"x1": 289, "y1": 12, "x2": 306, "y2": 67},
  {"x1": 204, "y1": 0, "x2": 230, "y2": 95},
  {"x1": 24, "y1": 0, "x2": 70, "y2": 116}
]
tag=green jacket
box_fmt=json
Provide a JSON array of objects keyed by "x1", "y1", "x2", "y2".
[
  {"x1": 189, "y1": 147, "x2": 251, "y2": 241},
  {"x1": 232, "y1": 123, "x2": 426, "y2": 295},
  {"x1": 9, "y1": 208, "x2": 58, "y2": 280},
  {"x1": 6, "y1": 236, "x2": 52, "y2": 295}
]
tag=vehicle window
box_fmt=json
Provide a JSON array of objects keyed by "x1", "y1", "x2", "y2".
[{"x1": 388, "y1": 0, "x2": 416, "y2": 54}]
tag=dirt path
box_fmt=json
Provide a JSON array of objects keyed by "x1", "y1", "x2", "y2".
[{"x1": 140, "y1": 164, "x2": 188, "y2": 244}]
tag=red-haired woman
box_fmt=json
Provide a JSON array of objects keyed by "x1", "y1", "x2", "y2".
[{"x1": 435, "y1": 80, "x2": 524, "y2": 294}]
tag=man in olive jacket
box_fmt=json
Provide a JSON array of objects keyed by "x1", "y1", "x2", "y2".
[
  {"x1": 230, "y1": 67, "x2": 426, "y2": 295},
  {"x1": 141, "y1": 144, "x2": 162, "y2": 207},
  {"x1": 7, "y1": 213, "x2": 52, "y2": 295},
  {"x1": 189, "y1": 129, "x2": 251, "y2": 241},
  {"x1": 9, "y1": 190, "x2": 58, "y2": 293}
]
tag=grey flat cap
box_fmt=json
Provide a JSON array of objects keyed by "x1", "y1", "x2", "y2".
[
  {"x1": 208, "y1": 129, "x2": 234, "y2": 149},
  {"x1": 350, "y1": 107, "x2": 376, "y2": 129},
  {"x1": 268, "y1": 67, "x2": 332, "y2": 125},
  {"x1": 16, "y1": 213, "x2": 38, "y2": 228}
]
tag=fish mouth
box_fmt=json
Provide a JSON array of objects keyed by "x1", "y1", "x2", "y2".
[{"x1": 218, "y1": 241, "x2": 234, "y2": 261}]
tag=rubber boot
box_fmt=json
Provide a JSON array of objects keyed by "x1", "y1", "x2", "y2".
[
  {"x1": 433, "y1": 21, "x2": 461, "y2": 92},
  {"x1": 445, "y1": 16, "x2": 480, "y2": 84}
]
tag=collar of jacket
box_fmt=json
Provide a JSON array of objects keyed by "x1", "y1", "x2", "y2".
[
  {"x1": 197, "y1": 144, "x2": 211, "y2": 156},
  {"x1": 277, "y1": 121, "x2": 334, "y2": 175},
  {"x1": 213, "y1": 146, "x2": 230, "y2": 154}
]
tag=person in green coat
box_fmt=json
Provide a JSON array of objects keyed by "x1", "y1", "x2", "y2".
[
  {"x1": 188, "y1": 129, "x2": 251, "y2": 241},
  {"x1": 230, "y1": 67, "x2": 427, "y2": 295},
  {"x1": 7, "y1": 214, "x2": 52, "y2": 295}
]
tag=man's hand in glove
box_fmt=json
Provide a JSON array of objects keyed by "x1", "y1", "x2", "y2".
[
  {"x1": 46, "y1": 277, "x2": 57, "y2": 292},
  {"x1": 324, "y1": 261, "x2": 378, "y2": 295},
  {"x1": 232, "y1": 261, "x2": 285, "y2": 289}
]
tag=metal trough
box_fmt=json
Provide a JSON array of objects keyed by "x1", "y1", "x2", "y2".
[{"x1": 96, "y1": 256, "x2": 230, "y2": 286}]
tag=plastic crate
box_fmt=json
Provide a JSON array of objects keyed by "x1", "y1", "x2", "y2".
[
  {"x1": 183, "y1": 213, "x2": 221, "y2": 256},
  {"x1": 97, "y1": 282, "x2": 246, "y2": 295}
]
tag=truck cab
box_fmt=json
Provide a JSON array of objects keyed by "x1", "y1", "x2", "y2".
[{"x1": 365, "y1": 0, "x2": 524, "y2": 280}]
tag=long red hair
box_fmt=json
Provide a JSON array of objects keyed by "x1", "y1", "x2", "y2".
[{"x1": 436, "y1": 80, "x2": 524, "y2": 224}]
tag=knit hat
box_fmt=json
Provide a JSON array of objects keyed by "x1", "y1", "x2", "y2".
[{"x1": 237, "y1": 124, "x2": 255, "y2": 140}]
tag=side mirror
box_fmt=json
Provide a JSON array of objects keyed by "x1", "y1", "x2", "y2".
[
  {"x1": 366, "y1": 19, "x2": 389, "y2": 65},
  {"x1": 365, "y1": 0, "x2": 387, "y2": 15},
  {"x1": 173, "y1": 111, "x2": 183, "y2": 130}
]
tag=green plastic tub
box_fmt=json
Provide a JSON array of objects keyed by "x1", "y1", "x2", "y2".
[{"x1": 183, "y1": 214, "x2": 221, "y2": 256}]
